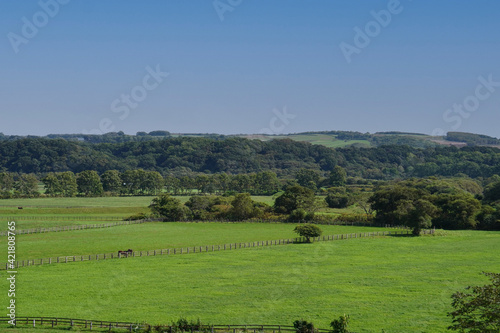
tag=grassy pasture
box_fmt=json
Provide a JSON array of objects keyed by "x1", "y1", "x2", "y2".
[
  {"x1": 2, "y1": 223, "x2": 398, "y2": 260},
  {"x1": 0, "y1": 196, "x2": 159, "y2": 208},
  {"x1": 262, "y1": 134, "x2": 372, "y2": 148},
  {"x1": 0, "y1": 196, "x2": 274, "y2": 208},
  {"x1": 3, "y1": 231, "x2": 499, "y2": 332},
  {"x1": 0, "y1": 196, "x2": 281, "y2": 231}
]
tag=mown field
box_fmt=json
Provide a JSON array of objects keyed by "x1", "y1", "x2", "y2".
[
  {"x1": 0, "y1": 196, "x2": 279, "y2": 231},
  {"x1": 0, "y1": 223, "x2": 397, "y2": 260},
  {"x1": 1, "y1": 230, "x2": 499, "y2": 332},
  {"x1": 1, "y1": 196, "x2": 499, "y2": 332},
  {"x1": 255, "y1": 134, "x2": 372, "y2": 148}
]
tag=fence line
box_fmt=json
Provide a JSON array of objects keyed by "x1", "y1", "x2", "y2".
[
  {"x1": 0, "y1": 317, "x2": 332, "y2": 332},
  {"x1": 0, "y1": 217, "x2": 408, "y2": 236},
  {"x1": 0, "y1": 215, "x2": 123, "y2": 221},
  {"x1": 0, "y1": 218, "x2": 163, "y2": 236},
  {"x1": 0, "y1": 229, "x2": 434, "y2": 270}
]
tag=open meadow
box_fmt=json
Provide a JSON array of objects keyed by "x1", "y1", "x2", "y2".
[
  {"x1": 1, "y1": 230, "x2": 499, "y2": 332},
  {"x1": 0, "y1": 222, "x2": 397, "y2": 260},
  {"x1": 0, "y1": 196, "x2": 284, "y2": 231},
  {"x1": 1, "y1": 196, "x2": 499, "y2": 333}
]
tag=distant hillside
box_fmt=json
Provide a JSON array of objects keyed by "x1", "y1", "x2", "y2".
[
  {"x1": 1, "y1": 136, "x2": 500, "y2": 180},
  {"x1": 446, "y1": 132, "x2": 500, "y2": 146},
  {"x1": 242, "y1": 131, "x2": 439, "y2": 149},
  {"x1": 1, "y1": 130, "x2": 498, "y2": 149}
]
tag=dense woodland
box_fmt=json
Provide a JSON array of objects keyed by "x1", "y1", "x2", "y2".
[
  {"x1": 1, "y1": 136, "x2": 500, "y2": 179},
  {"x1": 1, "y1": 134, "x2": 500, "y2": 231}
]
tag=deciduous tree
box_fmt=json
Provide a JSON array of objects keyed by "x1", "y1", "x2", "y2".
[
  {"x1": 293, "y1": 224, "x2": 322, "y2": 243},
  {"x1": 448, "y1": 272, "x2": 500, "y2": 332},
  {"x1": 77, "y1": 170, "x2": 103, "y2": 196},
  {"x1": 149, "y1": 193, "x2": 188, "y2": 221}
]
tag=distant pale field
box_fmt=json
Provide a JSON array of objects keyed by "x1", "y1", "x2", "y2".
[
  {"x1": 259, "y1": 134, "x2": 372, "y2": 148},
  {"x1": 0, "y1": 195, "x2": 275, "y2": 209},
  {"x1": 2, "y1": 230, "x2": 498, "y2": 332},
  {"x1": 0, "y1": 196, "x2": 279, "y2": 230},
  {"x1": 0, "y1": 196, "x2": 275, "y2": 208},
  {"x1": 0, "y1": 196, "x2": 161, "y2": 207},
  {"x1": 1, "y1": 222, "x2": 398, "y2": 260}
]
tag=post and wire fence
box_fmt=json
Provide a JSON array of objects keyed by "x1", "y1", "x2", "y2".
[{"x1": 1, "y1": 228, "x2": 434, "y2": 270}]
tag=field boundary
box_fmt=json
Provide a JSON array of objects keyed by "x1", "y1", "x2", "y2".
[
  {"x1": 0, "y1": 316, "x2": 331, "y2": 332},
  {"x1": 0, "y1": 215, "x2": 123, "y2": 221},
  {"x1": 0, "y1": 218, "x2": 163, "y2": 236},
  {"x1": 0, "y1": 229, "x2": 434, "y2": 270},
  {"x1": 0, "y1": 218, "x2": 407, "y2": 236}
]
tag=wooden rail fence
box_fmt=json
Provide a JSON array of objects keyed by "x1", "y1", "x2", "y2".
[
  {"x1": 0, "y1": 317, "x2": 331, "y2": 332},
  {"x1": 0, "y1": 215, "x2": 123, "y2": 221},
  {"x1": 0, "y1": 229, "x2": 434, "y2": 270},
  {"x1": 0, "y1": 219, "x2": 163, "y2": 236}
]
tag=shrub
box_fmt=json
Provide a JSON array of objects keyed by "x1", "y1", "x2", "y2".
[
  {"x1": 330, "y1": 314, "x2": 350, "y2": 333},
  {"x1": 293, "y1": 320, "x2": 316, "y2": 333},
  {"x1": 325, "y1": 194, "x2": 349, "y2": 208},
  {"x1": 124, "y1": 213, "x2": 149, "y2": 221},
  {"x1": 293, "y1": 224, "x2": 322, "y2": 243}
]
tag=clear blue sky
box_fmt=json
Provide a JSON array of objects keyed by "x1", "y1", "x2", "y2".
[{"x1": 1, "y1": 0, "x2": 499, "y2": 137}]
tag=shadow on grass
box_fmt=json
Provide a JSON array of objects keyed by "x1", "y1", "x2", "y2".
[{"x1": 387, "y1": 233, "x2": 416, "y2": 238}]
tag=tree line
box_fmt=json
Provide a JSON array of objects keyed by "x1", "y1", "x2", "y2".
[
  {"x1": 145, "y1": 175, "x2": 500, "y2": 231},
  {"x1": 2, "y1": 137, "x2": 500, "y2": 179},
  {"x1": 0, "y1": 170, "x2": 285, "y2": 198},
  {"x1": 369, "y1": 177, "x2": 500, "y2": 232}
]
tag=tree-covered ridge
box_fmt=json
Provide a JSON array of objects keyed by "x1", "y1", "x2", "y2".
[
  {"x1": 1, "y1": 137, "x2": 500, "y2": 179},
  {"x1": 446, "y1": 131, "x2": 500, "y2": 146}
]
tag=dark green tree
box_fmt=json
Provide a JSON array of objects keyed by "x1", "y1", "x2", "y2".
[
  {"x1": 149, "y1": 193, "x2": 188, "y2": 221},
  {"x1": 0, "y1": 172, "x2": 14, "y2": 194},
  {"x1": 296, "y1": 168, "x2": 321, "y2": 191},
  {"x1": 329, "y1": 166, "x2": 347, "y2": 187},
  {"x1": 101, "y1": 170, "x2": 122, "y2": 193},
  {"x1": 44, "y1": 171, "x2": 78, "y2": 197},
  {"x1": 369, "y1": 185, "x2": 426, "y2": 226},
  {"x1": 330, "y1": 314, "x2": 351, "y2": 333},
  {"x1": 432, "y1": 193, "x2": 481, "y2": 229},
  {"x1": 121, "y1": 170, "x2": 141, "y2": 195},
  {"x1": 141, "y1": 171, "x2": 164, "y2": 195},
  {"x1": 14, "y1": 173, "x2": 39, "y2": 197},
  {"x1": 293, "y1": 224, "x2": 322, "y2": 243},
  {"x1": 77, "y1": 170, "x2": 103, "y2": 196},
  {"x1": 293, "y1": 320, "x2": 316, "y2": 333},
  {"x1": 58, "y1": 171, "x2": 78, "y2": 197},
  {"x1": 185, "y1": 195, "x2": 215, "y2": 220},
  {"x1": 274, "y1": 185, "x2": 315, "y2": 215},
  {"x1": 476, "y1": 205, "x2": 500, "y2": 230},
  {"x1": 484, "y1": 181, "x2": 500, "y2": 203},
  {"x1": 448, "y1": 272, "x2": 500, "y2": 332},
  {"x1": 397, "y1": 198, "x2": 437, "y2": 235},
  {"x1": 255, "y1": 171, "x2": 280, "y2": 195},
  {"x1": 325, "y1": 193, "x2": 349, "y2": 208},
  {"x1": 229, "y1": 193, "x2": 258, "y2": 221}
]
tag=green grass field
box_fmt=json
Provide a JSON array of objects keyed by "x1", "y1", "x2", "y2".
[
  {"x1": 260, "y1": 134, "x2": 372, "y2": 148},
  {"x1": 2, "y1": 230, "x2": 499, "y2": 332},
  {"x1": 1, "y1": 196, "x2": 498, "y2": 332},
  {"x1": 1, "y1": 223, "x2": 398, "y2": 260},
  {"x1": 0, "y1": 196, "x2": 280, "y2": 231}
]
